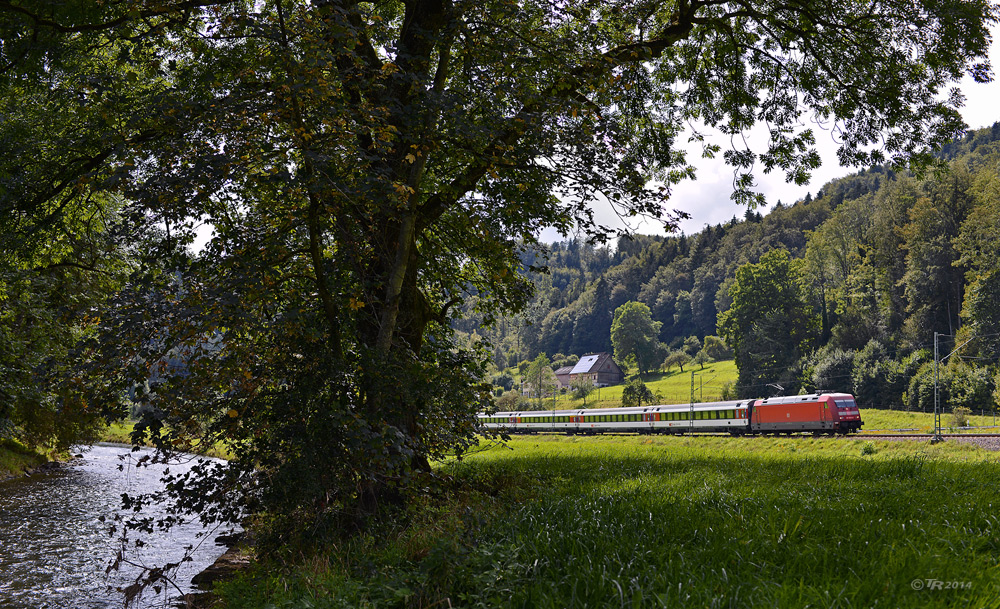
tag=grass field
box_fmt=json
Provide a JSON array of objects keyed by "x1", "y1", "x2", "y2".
[
  {"x1": 861, "y1": 408, "x2": 999, "y2": 433},
  {"x1": 530, "y1": 360, "x2": 739, "y2": 410},
  {"x1": 217, "y1": 433, "x2": 1000, "y2": 608}
]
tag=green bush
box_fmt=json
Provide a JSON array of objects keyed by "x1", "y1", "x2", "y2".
[
  {"x1": 621, "y1": 379, "x2": 657, "y2": 408},
  {"x1": 809, "y1": 345, "x2": 855, "y2": 393},
  {"x1": 950, "y1": 406, "x2": 972, "y2": 428}
]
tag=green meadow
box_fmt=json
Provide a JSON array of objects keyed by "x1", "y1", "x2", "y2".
[
  {"x1": 217, "y1": 434, "x2": 1000, "y2": 608},
  {"x1": 527, "y1": 360, "x2": 739, "y2": 410},
  {"x1": 862, "y1": 408, "x2": 999, "y2": 433}
]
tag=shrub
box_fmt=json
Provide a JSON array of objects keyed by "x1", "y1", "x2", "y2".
[
  {"x1": 495, "y1": 390, "x2": 522, "y2": 411},
  {"x1": 949, "y1": 364, "x2": 994, "y2": 412},
  {"x1": 809, "y1": 345, "x2": 855, "y2": 393},
  {"x1": 720, "y1": 381, "x2": 735, "y2": 401},
  {"x1": 621, "y1": 379, "x2": 657, "y2": 408},
  {"x1": 950, "y1": 406, "x2": 971, "y2": 428},
  {"x1": 702, "y1": 335, "x2": 733, "y2": 360},
  {"x1": 683, "y1": 336, "x2": 702, "y2": 355},
  {"x1": 850, "y1": 340, "x2": 921, "y2": 409},
  {"x1": 492, "y1": 372, "x2": 514, "y2": 392}
]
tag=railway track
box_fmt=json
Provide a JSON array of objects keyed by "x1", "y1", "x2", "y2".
[{"x1": 853, "y1": 433, "x2": 1000, "y2": 438}]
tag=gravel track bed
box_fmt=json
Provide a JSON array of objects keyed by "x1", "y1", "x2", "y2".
[{"x1": 857, "y1": 435, "x2": 1000, "y2": 451}]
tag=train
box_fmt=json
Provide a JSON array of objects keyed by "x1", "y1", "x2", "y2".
[{"x1": 480, "y1": 392, "x2": 863, "y2": 435}]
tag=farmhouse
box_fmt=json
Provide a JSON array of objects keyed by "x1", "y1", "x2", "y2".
[
  {"x1": 569, "y1": 352, "x2": 624, "y2": 387},
  {"x1": 554, "y1": 366, "x2": 575, "y2": 388}
]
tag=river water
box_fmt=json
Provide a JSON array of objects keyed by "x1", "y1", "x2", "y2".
[{"x1": 0, "y1": 444, "x2": 235, "y2": 609}]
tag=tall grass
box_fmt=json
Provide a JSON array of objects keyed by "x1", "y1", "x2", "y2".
[{"x1": 218, "y1": 435, "x2": 1000, "y2": 608}]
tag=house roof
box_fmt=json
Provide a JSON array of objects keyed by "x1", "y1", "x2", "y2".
[
  {"x1": 570, "y1": 353, "x2": 608, "y2": 374},
  {"x1": 554, "y1": 366, "x2": 575, "y2": 375}
]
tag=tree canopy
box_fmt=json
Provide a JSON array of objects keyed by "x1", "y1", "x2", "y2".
[
  {"x1": 718, "y1": 249, "x2": 820, "y2": 397},
  {"x1": 1, "y1": 0, "x2": 996, "y2": 553},
  {"x1": 611, "y1": 301, "x2": 663, "y2": 378}
]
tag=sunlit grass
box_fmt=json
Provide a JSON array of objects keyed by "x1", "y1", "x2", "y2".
[
  {"x1": 218, "y1": 434, "x2": 1000, "y2": 609},
  {"x1": 542, "y1": 359, "x2": 739, "y2": 410},
  {"x1": 0, "y1": 438, "x2": 47, "y2": 479},
  {"x1": 862, "y1": 409, "x2": 999, "y2": 433},
  {"x1": 98, "y1": 420, "x2": 232, "y2": 460}
]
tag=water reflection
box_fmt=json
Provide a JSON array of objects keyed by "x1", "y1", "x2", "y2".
[{"x1": 0, "y1": 444, "x2": 234, "y2": 609}]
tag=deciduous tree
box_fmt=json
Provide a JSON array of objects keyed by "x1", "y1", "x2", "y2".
[
  {"x1": 611, "y1": 301, "x2": 663, "y2": 379},
  {"x1": 718, "y1": 249, "x2": 820, "y2": 397}
]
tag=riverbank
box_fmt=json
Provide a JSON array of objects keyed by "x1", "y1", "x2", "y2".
[
  {"x1": 214, "y1": 434, "x2": 1000, "y2": 609},
  {"x1": 0, "y1": 439, "x2": 49, "y2": 481}
]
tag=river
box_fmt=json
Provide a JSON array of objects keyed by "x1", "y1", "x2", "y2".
[{"x1": 0, "y1": 444, "x2": 236, "y2": 609}]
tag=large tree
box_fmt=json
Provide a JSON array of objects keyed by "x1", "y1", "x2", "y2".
[
  {"x1": 611, "y1": 301, "x2": 663, "y2": 378},
  {"x1": 717, "y1": 249, "x2": 820, "y2": 397},
  {"x1": 1, "y1": 0, "x2": 995, "y2": 546}
]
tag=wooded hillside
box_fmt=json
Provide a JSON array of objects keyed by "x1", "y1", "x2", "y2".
[{"x1": 471, "y1": 122, "x2": 1000, "y2": 408}]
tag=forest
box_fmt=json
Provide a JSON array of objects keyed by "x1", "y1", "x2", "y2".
[{"x1": 467, "y1": 122, "x2": 1000, "y2": 410}]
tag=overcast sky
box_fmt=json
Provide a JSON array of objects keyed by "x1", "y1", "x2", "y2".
[{"x1": 550, "y1": 25, "x2": 1000, "y2": 243}]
